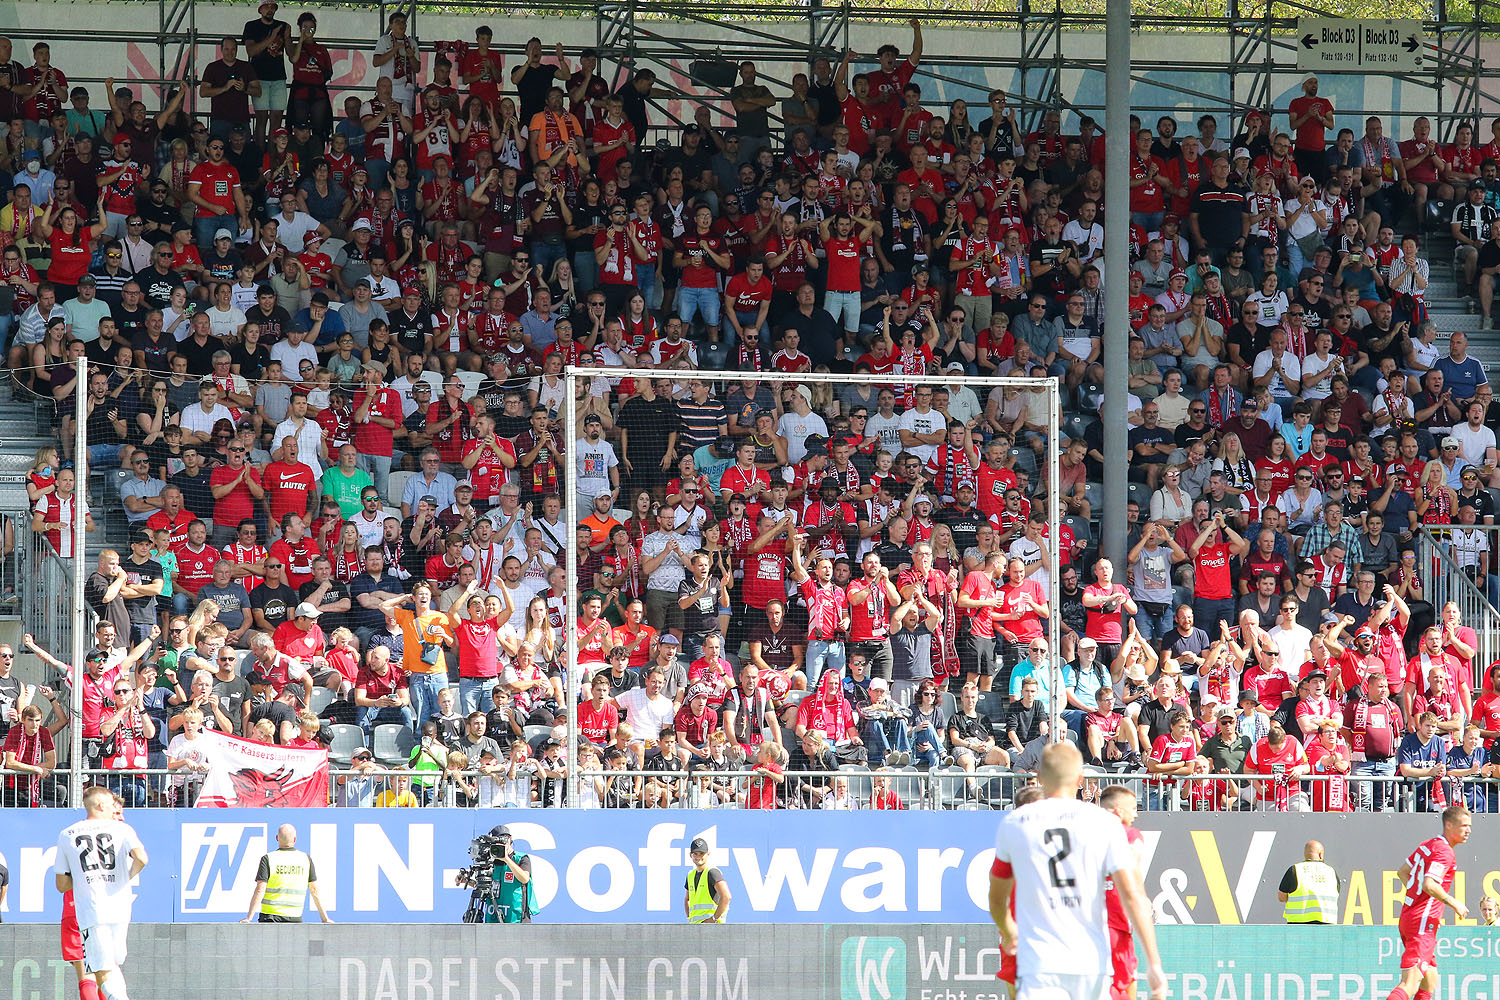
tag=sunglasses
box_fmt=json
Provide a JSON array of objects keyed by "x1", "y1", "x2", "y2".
[{"x1": 114, "y1": 688, "x2": 132, "y2": 694}]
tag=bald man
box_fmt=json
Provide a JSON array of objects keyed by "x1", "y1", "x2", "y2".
[
  {"x1": 242, "y1": 824, "x2": 331, "y2": 923},
  {"x1": 1277, "y1": 839, "x2": 1340, "y2": 924},
  {"x1": 990, "y1": 743, "x2": 1166, "y2": 999}
]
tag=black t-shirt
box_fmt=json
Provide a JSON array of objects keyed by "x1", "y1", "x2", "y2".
[
  {"x1": 616, "y1": 395, "x2": 681, "y2": 470},
  {"x1": 242, "y1": 18, "x2": 290, "y2": 81},
  {"x1": 1136, "y1": 698, "x2": 1177, "y2": 746},
  {"x1": 937, "y1": 505, "x2": 983, "y2": 553},
  {"x1": 1188, "y1": 181, "x2": 1248, "y2": 248},
  {"x1": 212, "y1": 672, "x2": 252, "y2": 734},
  {"x1": 676, "y1": 575, "x2": 724, "y2": 640},
  {"x1": 229, "y1": 341, "x2": 271, "y2": 381},
  {"x1": 250, "y1": 583, "x2": 298, "y2": 631},
  {"x1": 1128, "y1": 425, "x2": 1175, "y2": 465},
  {"x1": 139, "y1": 267, "x2": 185, "y2": 309},
  {"x1": 201, "y1": 248, "x2": 244, "y2": 284},
  {"x1": 249, "y1": 699, "x2": 296, "y2": 742},
  {"x1": 84, "y1": 571, "x2": 130, "y2": 644},
  {"x1": 244, "y1": 304, "x2": 291, "y2": 345},
  {"x1": 949, "y1": 711, "x2": 995, "y2": 746},
  {"x1": 299, "y1": 578, "x2": 352, "y2": 633},
  {"x1": 389, "y1": 308, "x2": 433, "y2": 356},
  {"x1": 175, "y1": 334, "x2": 221, "y2": 376},
  {"x1": 746, "y1": 622, "x2": 794, "y2": 671},
  {"x1": 1005, "y1": 700, "x2": 1047, "y2": 744},
  {"x1": 603, "y1": 667, "x2": 638, "y2": 701},
  {"x1": 121, "y1": 556, "x2": 164, "y2": 625},
  {"x1": 170, "y1": 468, "x2": 215, "y2": 520},
  {"x1": 514, "y1": 64, "x2": 560, "y2": 120},
  {"x1": 112, "y1": 303, "x2": 150, "y2": 341}
]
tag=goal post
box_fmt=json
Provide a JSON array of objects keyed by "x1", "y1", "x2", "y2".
[{"x1": 561, "y1": 365, "x2": 1064, "y2": 799}]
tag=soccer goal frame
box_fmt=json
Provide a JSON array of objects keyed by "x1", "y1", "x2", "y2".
[{"x1": 560, "y1": 366, "x2": 1064, "y2": 801}]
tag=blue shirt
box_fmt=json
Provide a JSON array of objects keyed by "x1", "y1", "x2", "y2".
[
  {"x1": 401, "y1": 470, "x2": 458, "y2": 513},
  {"x1": 291, "y1": 306, "x2": 348, "y2": 343},
  {"x1": 348, "y1": 571, "x2": 397, "y2": 631},
  {"x1": 1008, "y1": 657, "x2": 1053, "y2": 708},
  {"x1": 1445, "y1": 744, "x2": 1489, "y2": 811},
  {"x1": 1434, "y1": 354, "x2": 1488, "y2": 401},
  {"x1": 1397, "y1": 732, "x2": 1446, "y2": 811}
]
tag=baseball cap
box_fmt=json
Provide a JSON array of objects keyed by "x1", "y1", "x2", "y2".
[
  {"x1": 688, "y1": 683, "x2": 711, "y2": 701},
  {"x1": 361, "y1": 360, "x2": 385, "y2": 373},
  {"x1": 689, "y1": 837, "x2": 709, "y2": 854},
  {"x1": 1233, "y1": 146, "x2": 1251, "y2": 160},
  {"x1": 659, "y1": 633, "x2": 681, "y2": 645},
  {"x1": 1237, "y1": 690, "x2": 1259, "y2": 705},
  {"x1": 869, "y1": 676, "x2": 889, "y2": 691},
  {"x1": 1355, "y1": 625, "x2": 1375, "y2": 640},
  {"x1": 272, "y1": 126, "x2": 289, "y2": 139},
  {"x1": 350, "y1": 218, "x2": 374, "y2": 232},
  {"x1": 454, "y1": 480, "x2": 474, "y2": 491},
  {"x1": 1169, "y1": 269, "x2": 1187, "y2": 281},
  {"x1": 681, "y1": 124, "x2": 702, "y2": 136},
  {"x1": 419, "y1": 494, "x2": 438, "y2": 506},
  {"x1": 352, "y1": 747, "x2": 373, "y2": 760},
  {"x1": 293, "y1": 602, "x2": 321, "y2": 618},
  {"x1": 584, "y1": 413, "x2": 603, "y2": 425},
  {"x1": 945, "y1": 361, "x2": 966, "y2": 373},
  {"x1": 1305, "y1": 666, "x2": 1328, "y2": 679},
  {"x1": 1442, "y1": 435, "x2": 1461, "y2": 450},
  {"x1": 76, "y1": 274, "x2": 96, "y2": 287},
  {"x1": 214, "y1": 228, "x2": 234, "y2": 242}
]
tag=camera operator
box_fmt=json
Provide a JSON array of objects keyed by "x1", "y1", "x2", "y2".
[{"x1": 456, "y1": 824, "x2": 536, "y2": 923}]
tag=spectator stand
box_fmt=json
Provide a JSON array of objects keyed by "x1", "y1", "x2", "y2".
[{"x1": 558, "y1": 366, "x2": 1063, "y2": 802}]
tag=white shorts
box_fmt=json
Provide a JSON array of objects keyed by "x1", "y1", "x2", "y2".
[
  {"x1": 1018, "y1": 972, "x2": 1109, "y2": 1000},
  {"x1": 81, "y1": 921, "x2": 128, "y2": 974}
]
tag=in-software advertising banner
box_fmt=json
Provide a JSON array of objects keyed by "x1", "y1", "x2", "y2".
[{"x1": 0, "y1": 809, "x2": 1496, "y2": 924}]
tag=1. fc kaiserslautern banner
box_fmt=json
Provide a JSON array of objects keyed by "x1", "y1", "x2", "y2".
[{"x1": 197, "y1": 730, "x2": 329, "y2": 807}]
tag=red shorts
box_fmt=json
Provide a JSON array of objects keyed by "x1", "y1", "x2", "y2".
[
  {"x1": 61, "y1": 906, "x2": 82, "y2": 961},
  {"x1": 1398, "y1": 904, "x2": 1441, "y2": 973},
  {"x1": 1110, "y1": 924, "x2": 1137, "y2": 999},
  {"x1": 998, "y1": 952, "x2": 1016, "y2": 985}
]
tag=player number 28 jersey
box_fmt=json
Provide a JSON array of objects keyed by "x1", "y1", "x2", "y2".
[
  {"x1": 54, "y1": 817, "x2": 143, "y2": 928},
  {"x1": 1401, "y1": 835, "x2": 1456, "y2": 921},
  {"x1": 993, "y1": 798, "x2": 1134, "y2": 979}
]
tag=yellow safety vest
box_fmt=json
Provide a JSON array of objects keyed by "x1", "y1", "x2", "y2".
[
  {"x1": 260, "y1": 849, "x2": 313, "y2": 920},
  {"x1": 686, "y1": 867, "x2": 724, "y2": 923},
  {"x1": 1283, "y1": 861, "x2": 1339, "y2": 924}
]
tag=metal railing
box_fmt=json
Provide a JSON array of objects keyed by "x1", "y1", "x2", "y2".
[
  {"x1": 13, "y1": 766, "x2": 1493, "y2": 813},
  {"x1": 15, "y1": 508, "x2": 96, "y2": 674},
  {"x1": 1412, "y1": 524, "x2": 1500, "y2": 683}
]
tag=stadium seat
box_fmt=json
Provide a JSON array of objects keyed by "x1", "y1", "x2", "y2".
[
  {"x1": 975, "y1": 690, "x2": 1006, "y2": 723},
  {"x1": 931, "y1": 765, "x2": 970, "y2": 809},
  {"x1": 523, "y1": 724, "x2": 554, "y2": 752},
  {"x1": 387, "y1": 470, "x2": 414, "y2": 508},
  {"x1": 782, "y1": 690, "x2": 809, "y2": 708},
  {"x1": 327, "y1": 724, "x2": 367, "y2": 765},
  {"x1": 454, "y1": 370, "x2": 484, "y2": 399},
  {"x1": 940, "y1": 691, "x2": 956, "y2": 719},
  {"x1": 308, "y1": 687, "x2": 335, "y2": 716},
  {"x1": 372, "y1": 724, "x2": 417, "y2": 766}
]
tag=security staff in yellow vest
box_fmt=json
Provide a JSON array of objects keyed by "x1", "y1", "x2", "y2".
[
  {"x1": 683, "y1": 837, "x2": 731, "y2": 923},
  {"x1": 1277, "y1": 839, "x2": 1340, "y2": 924},
  {"x1": 241, "y1": 824, "x2": 332, "y2": 923}
]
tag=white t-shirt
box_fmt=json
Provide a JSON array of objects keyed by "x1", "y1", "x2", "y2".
[
  {"x1": 207, "y1": 305, "x2": 247, "y2": 340},
  {"x1": 271, "y1": 416, "x2": 328, "y2": 478},
  {"x1": 269, "y1": 339, "x2": 319, "y2": 379},
  {"x1": 573, "y1": 437, "x2": 619, "y2": 501},
  {"x1": 616, "y1": 687, "x2": 676, "y2": 740},
  {"x1": 992, "y1": 797, "x2": 1132, "y2": 978},
  {"x1": 1299, "y1": 352, "x2": 1337, "y2": 400},
  {"x1": 1449, "y1": 422, "x2": 1496, "y2": 467},
  {"x1": 180, "y1": 402, "x2": 235, "y2": 439},
  {"x1": 166, "y1": 732, "x2": 213, "y2": 789},
  {"x1": 275, "y1": 211, "x2": 321, "y2": 253},
  {"x1": 1252, "y1": 349, "x2": 1301, "y2": 397},
  {"x1": 899, "y1": 406, "x2": 945, "y2": 464},
  {"x1": 776, "y1": 410, "x2": 828, "y2": 464},
  {"x1": 55, "y1": 816, "x2": 145, "y2": 928},
  {"x1": 1268, "y1": 622, "x2": 1313, "y2": 672},
  {"x1": 864, "y1": 412, "x2": 904, "y2": 455}
]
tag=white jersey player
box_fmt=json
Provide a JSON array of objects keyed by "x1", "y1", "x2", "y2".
[
  {"x1": 989, "y1": 743, "x2": 1165, "y2": 1000},
  {"x1": 55, "y1": 785, "x2": 149, "y2": 1000}
]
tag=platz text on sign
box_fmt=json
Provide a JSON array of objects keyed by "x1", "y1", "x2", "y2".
[{"x1": 1297, "y1": 19, "x2": 1423, "y2": 73}]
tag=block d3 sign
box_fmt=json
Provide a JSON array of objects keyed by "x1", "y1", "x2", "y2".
[{"x1": 1297, "y1": 19, "x2": 1423, "y2": 72}]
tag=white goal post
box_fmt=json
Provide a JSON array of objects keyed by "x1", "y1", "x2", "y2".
[{"x1": 560, "y1": 366, "x2": 1063, "y2": 799}]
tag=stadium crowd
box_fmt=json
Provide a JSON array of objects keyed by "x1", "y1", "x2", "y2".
[{"x1": 1, "y1": 7, "x2": 1499, "y2": 812}]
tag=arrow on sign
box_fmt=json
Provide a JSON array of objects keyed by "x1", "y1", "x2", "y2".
[
  {"x1": 1402, "y1": 35, "x2": 1420, "y2": 52},
  {"x1": 1302, "y1": 33, "x2": 1318, "y2": 48}
]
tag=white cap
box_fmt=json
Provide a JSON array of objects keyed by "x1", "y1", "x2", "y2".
[
  {"x1": 350, "y1": 218, "x2": 374, "y2": 232},
  {"x1": 214, "y1": 228, "x2": 234, "y2": 241},
  {"x1": 294, "y1": 602, "x2": 321, "y2": 618},
  {"x1": 868, "y1": 676, "x2": 889, "y2": 690}
]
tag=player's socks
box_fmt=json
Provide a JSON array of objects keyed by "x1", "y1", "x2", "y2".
[
  {"x1": 1414, "y1": 991, "x2": 1432, "y2": 1000},
  {"x1": 98, "y1": 978, "x2": 129, "y2": 1000},
  {"x1": 1385, "y1": 989, "x2": 1409, "y2": 1000},
  {"x1": 78, "y1": 980, "x2": 100, "y2": 1000}
]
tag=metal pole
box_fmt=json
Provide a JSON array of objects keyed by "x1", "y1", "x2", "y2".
[
  {"x1": 1101, "y1": 0, "x2": 1131, "y2": 569},
  {"x1": 563, "y1": 370, "x2": 580, "y2": 805},
  {"x1": 1047, "y1": 382, "x2": 1062, "y2": 744},
  {"x1": 69, "y1": 356, "x2": 87, "y2": 805}
]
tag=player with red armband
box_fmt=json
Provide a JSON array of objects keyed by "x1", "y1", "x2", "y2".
[{"x1": 1385, "y1": 803, "x2": 1472, "y2": 1000}]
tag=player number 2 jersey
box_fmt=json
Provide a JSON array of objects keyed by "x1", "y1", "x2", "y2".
[
  {"x1": 993, "y1": 798, "x2": 1133, "y2": 979},
  {"x1": 55, "y1": 817, "x2": 144, "y2": 928}
]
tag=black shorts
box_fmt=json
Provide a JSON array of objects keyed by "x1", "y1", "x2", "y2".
[{"x1": 960, "y1": 632, "x2": 996, "y2": 676}]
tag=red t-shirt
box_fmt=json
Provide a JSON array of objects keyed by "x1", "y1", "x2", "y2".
[
  {"x1": 455, "y1": 617, "x2": 500, "y2": 679},
  {"x1": 47, "y1": 229, "x2": 93, "y2": 284},
  {"x1": 960, "y1": 571, "x2": 997, "y2": 639},
  {"x1": 724, "y1": 273, "x2": 772, "y2": 315},
  {"x1": 172, "y1": 543, "x2": 219, "y2": 594},
  {"x1": 577, "y1": 699, "x2": 620, "y2": 745},
  {"x1": 189, "y1": 161, "x2": 241, "y2": 217},
  {"x1": 1193, "y1": 542, "x2": 1233, "y2": 600},
  {"x1": 824, "y1": 236, "x2": 863, "y2": 293},
  {"x1": 1288, "y1": 96, "x2": 1332, "y2": 151},
  {"x1": 263, "y1": 461, "x2": 316, "y2": 525},
  {"x1": 352, "y1": 387, "x2": 402, "y2": 457},
  {"x1": 145, "y1": 508, "x2": 194, "y2": 551},
  {"x1": 269, "y1": 536, "x2": 320, "y2": 589},
  {"x1": 209, "y1": 464, "x2": 261, "y2": 528},
  {"x1": 1083, "y1": 583, "x2": 1130, "y2": 643},
  {"x1": 1246, "y1": 736, "x2": 1308, "y2": 810},
  {"x1": 272, "y1": 620, "x2": 324, "y2": 660},
  {"x1": 677, "y1": 232, "x2": 724, "y2": 289}
]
